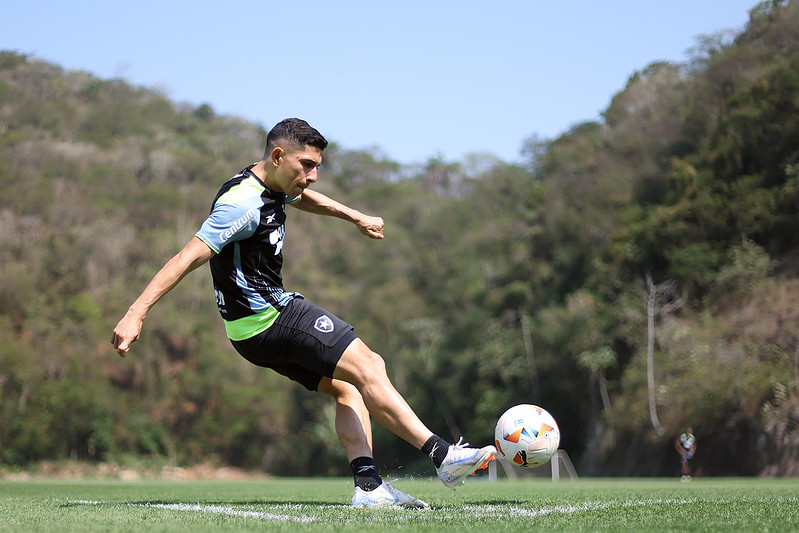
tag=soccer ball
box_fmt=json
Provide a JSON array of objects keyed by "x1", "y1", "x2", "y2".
[{"x1": 494, "y1": 404, "x2": 560, "y2": 468}]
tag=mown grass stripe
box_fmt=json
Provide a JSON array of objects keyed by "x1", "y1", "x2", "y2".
[
  {"x1": 70, "y1": 496, "x2": 697, "y2": 523},
  {"x1": 4, "y1": 478, "x2": 797, "y2": 532}
]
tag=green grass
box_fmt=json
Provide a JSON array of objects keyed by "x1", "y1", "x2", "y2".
[{"x1": 1, "y1": 477, "x2": 798, "y2": 532}]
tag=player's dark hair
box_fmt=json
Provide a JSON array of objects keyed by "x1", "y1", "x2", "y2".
[{"x1": 264, "y1": 118, "x2": 328, "y2": 158}]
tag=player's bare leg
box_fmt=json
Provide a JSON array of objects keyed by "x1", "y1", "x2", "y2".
[
  {"x1": 317, "y1": 376, "x2": 429, "y2": 508},
  {"x1": 317, "y1": 377, "x2": 372, "y2": 461},
  {"x1": 333, "y1": 338, "x2": 495, "y2": 489},
  {"x1": 333, "y1": 338, "x2": 433, "y2": 448}
]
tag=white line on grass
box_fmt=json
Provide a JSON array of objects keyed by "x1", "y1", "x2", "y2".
[
  {"x1": 461, "y1": 498, "x2": 697, "y2": 519},
  {"x1": 74, "y1": 500, "x2": 321, "y2": 523},
  {"x1": 72, "y1": 497, "x2": 697, "y2": 523},
  {"x1": 136, "y1": 502, "x2": 321, "y2": 523}
]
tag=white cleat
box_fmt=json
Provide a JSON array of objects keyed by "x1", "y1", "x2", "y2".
[
  {"x1": 435, "y1": 437, "x2": 496, "y2": 490},
  {"x1": 352, "y1": 481, "x2": 430, "y2": 509}
]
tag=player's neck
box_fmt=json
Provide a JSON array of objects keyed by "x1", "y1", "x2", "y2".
[{"x1": 250, "y1": 161, "x2": 283, "y2": 193}]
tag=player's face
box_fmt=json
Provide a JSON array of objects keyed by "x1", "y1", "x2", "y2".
[{"x1": 275, "y1": 144, "x2": 323, "y2": 198}]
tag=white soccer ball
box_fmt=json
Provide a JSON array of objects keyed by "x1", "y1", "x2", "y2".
[{"x1": 494, "y1": 404, "x2": 560, "y2": 468}]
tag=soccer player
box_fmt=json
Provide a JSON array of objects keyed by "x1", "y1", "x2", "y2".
[
  {"x1": 111, "y1": 118, "x2": 495, "y2": 509},
  {"x1": 675, "y1": 428, "x2": 697, "y2": 481}
]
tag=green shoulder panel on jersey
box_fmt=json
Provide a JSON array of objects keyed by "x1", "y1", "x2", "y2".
[
  {"x1": 224, "y1": 307, "x2": 281, "y2": 341},
  {"x1": 215, "y1": 175, "x2": 265, "y2": 207}
]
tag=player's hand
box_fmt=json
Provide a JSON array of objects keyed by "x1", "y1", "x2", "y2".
[
  {"x1": 356, "y1": 215, "x2": 384, "y2": 239},
  {"x1": 111, "y1": 310, "x2": 144, "y2": 357}
]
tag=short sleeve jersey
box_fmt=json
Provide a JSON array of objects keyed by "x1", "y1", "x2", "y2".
[
  {"x1": 679, "y1": 433, "x2": 696, "y2": 451},
  {"x1": 196, "y1": 165, "x2": 302, "y2": 341}
]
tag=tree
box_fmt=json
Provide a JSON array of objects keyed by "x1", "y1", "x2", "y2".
[
  {"x1": 577, "y1": 346, "x2": 616, "y2": 414},
  {"x1": 640, "y1": 274, "x2": 685, "y2": 436}
]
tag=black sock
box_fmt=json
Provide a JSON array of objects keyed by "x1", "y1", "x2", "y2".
[
  {"x1": 422, "y1": 435, "x2": 451, "y2": 468},
  {"x1": 350, "y1": 456, "x2": 382, "y2": 491}
]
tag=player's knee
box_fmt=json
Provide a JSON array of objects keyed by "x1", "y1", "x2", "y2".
[
  {"x1": 333, "y1": 380, "x2": 362, "y2": 405},
  {"x1": 341, "y1": 342, "x2": 388, "y2": 386},
  {"x1": 353, "y1": 352, "x2": 387, "y2": 385},
  {"x1": 366, "y1": 349, "x2": 387, "y2": 374},
  {"x1": 319, "y1": 377, "x2": 359, "y2": 402}
]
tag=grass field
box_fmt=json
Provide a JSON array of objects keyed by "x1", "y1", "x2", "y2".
[{"x1": 1, "y1": 476, "x2": 798, "y2": 532}]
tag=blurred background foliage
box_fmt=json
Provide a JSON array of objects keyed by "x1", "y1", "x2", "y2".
[{"x1": 1, "y1": 0, "x2": 798, "y2": 477}]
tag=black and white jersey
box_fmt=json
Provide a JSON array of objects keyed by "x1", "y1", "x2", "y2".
[{"x1": 196, "y1": 165, "x2": 302, "y2": 341}]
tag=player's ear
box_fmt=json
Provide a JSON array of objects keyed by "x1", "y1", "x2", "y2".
[{"x1": 270, "y1": 146, "x2": 283, "y2": 167}]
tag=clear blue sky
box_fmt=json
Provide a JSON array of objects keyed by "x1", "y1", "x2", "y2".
[{"x1": 2, "y1": 1, "x2": 757, "y2": 165}]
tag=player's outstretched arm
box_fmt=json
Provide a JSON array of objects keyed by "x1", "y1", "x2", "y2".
[
  {"x1": 111, "y1": 237, "x2": 215, "y2": 357},
  {"x1": 292, "y1": 189, "x2": 384, "y2": 240}
]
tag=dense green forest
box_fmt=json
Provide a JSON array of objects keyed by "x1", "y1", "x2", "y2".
[{"x1": 2, "y1": 0, "x2": 798, "y2": 478}]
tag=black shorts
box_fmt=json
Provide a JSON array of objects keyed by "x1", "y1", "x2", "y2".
[{"x1": 230, "y1": 299, "x2": 357, "y2": 391}]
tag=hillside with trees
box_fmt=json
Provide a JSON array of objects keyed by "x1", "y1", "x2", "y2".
[{"x1": 1, "y1": 0, "x2": 798, "y2": 478}]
